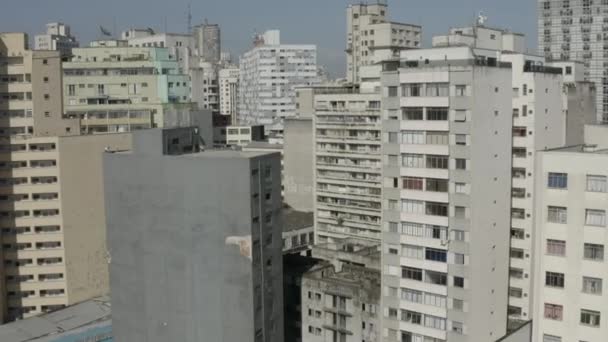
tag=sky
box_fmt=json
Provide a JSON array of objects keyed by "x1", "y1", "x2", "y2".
[{"x1": 1, "y1": 0, "x2": 538, "y2": 78}]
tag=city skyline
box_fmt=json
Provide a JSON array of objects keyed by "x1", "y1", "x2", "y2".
[{"x1": 1, "y1": 0, "x2": 537, "y2": 77}]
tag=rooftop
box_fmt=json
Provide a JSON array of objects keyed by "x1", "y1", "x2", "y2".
[
  {"x1": 0, "y1": 297, "x2": 111, "y2": 342},
  {"x1": 243, "y1": 141, "x2": 284, "y2": 150},
  {"x1": 546, "y1": 144, "x2": 608, "y2": 154},
  {"x1": 282, "y1": 207, "x2": 314, "y2": 232}
]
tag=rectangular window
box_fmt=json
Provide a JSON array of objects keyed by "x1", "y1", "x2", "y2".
[
  {"x1": 402, "y1": 177, "x2": 423, "y2": 190},
  {"x1": 402, "y1": 244, "x2": 424, "y2": 259},
  {"x1": 542, "y1": 335, "x2": 561, "y2": 342},
  {"x1": 585, "y1": 209, "x2": 606, "y2": 226},
  {"x1": 587, "y1": 175, "x2": 607, "y2": 192},
  {"x1": 402, "y1": 222, "x2": 424, "y2": 236},
  {"x1": 452, "y1": 230, "x2": 465, "y2": 241},
  {"x1": 424, "y1": 293, "x2": 446, "y2": 308},
  {"x1": 426, "y1": 270, "x2": 447, "y2": 285},
  {"x1": 402, "y1": 266, "x2": 423, "y2": 281},
  {"x1": 425, "y1": 83, "x2": 449, "y2": 97},
  {"x1": 426, "y1": 131, "x2": 448, "y2": 145},
  {"x1": 426, "y1": 107, "x2": 448, "y2": 121},
  {"x1": 453, "y1": 299, "x2": 464, "y2": 311},
  {"x1": 455, "y1": 134, "x2": 467, "y2": 145},
  {"x1": 580, "y1": 309, "x2": 601, "y2": 327},
  {"x1": 401, "y1": 310, "x2": 422, "y2": 324},
  {"x1": 547, "y1": 206, "x2": 567, "y2": 224},
  {"x1": 401, "y1": 288, "x2": 423, "y2": 303},
  {"x1": 455, "y1": 182, "x2": 467, "y2": 194},
  {"x1": 402, "y1": 83, "x2": 422, "y2": 97},
  {"x1": 584, "y1": 243, "x2": 604, "y2": 261},
  {"x1": 426, "y1": 178, "x2": 448, "y2": 192},
  {"x1": 402, "y1": 154, "x2": 424, "y2": 168},
  {"x1": 546, "y1": 271, "x2": 565, "y2": 288},
  {"x1": 426, "y1": 202, "x2": 448, "y2": 217},
  {"x1": 388, "y1": 132, "x2": 399, "y2": 143},
  {"x1": 548, "y1": 172, "x2": 568, "y2": 189},
  {"x1": 454, "y1": 110, "x2": 466, "y2": 122},
  {"x1": 426, "y1": 155, "x2": 448, "y2": 169},
  {"x1": 425, "y1": 248, "x2": 447, "y2": 262},
  {"x1": 547, "y1": 239, "x2": 566, "y2": 256},
  {"x1": 424, "y1": 315, "x2": 446, "y2": 330},
  {"x1": 388, "y1": 222, "x2": 399, "y2": 233},
  {"x1": 544, "y1": 303, "x2": 563, "y2": 320},
  {"x1": 583, "y1": 276, "x2": 603, "y2": 295},
  {"x1": 402, "y1": 107, "x2": 423, "y2": 120},
  {"x1": 454, "y1": 276, "x2": 464, "y2": 288},
  {"x1": 455, "y1": 159, "x2": 467, "y2": 170},
  {"x1": 67, "y1": 84, "x2": 76, "y2": 96},
  {"x1": 401, "y1": 131, "x2": 424, "y2": 144},
  {"x1": 455, "y1": 85, "x2": 466, "y2": 96},
  {"x1": 402, "y1": 199, "x2": 424, "y2": 214},
  {"x1": 387, "y1": 86, "x2": 398, "y2": 97}
]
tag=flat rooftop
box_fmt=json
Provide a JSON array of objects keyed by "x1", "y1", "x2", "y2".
[
  {"x1": 186, "y1": 149, "x2": 280, "y2": 159},
  {"x1": 283, "y1": 208, "x2": 314, "y2": 232},
  {"x1": 243, "y1": 141, "x2": 284, "y2": 150},
  {"x1": 547, "y1": 144, "x2": 608, "y2": 154},
  {"x1": 0, "y1": 297, "x2": 111, "y2": 342}
]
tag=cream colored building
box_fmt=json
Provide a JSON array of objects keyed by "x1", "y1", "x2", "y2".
[
  {"x1": 62, "y1": 43, "x2": 192, "y2": 134},
  {"x1": 0, "y1": 33, "x2": 132, "y2": 322}
]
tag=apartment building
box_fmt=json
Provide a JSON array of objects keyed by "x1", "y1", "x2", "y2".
[
  {"x1": 0, "y1": 33, "x2": 132, "y2": 322},
  {"x1": 34, "y1": 22, "x2": 79, "y2": 59},
  {"x1": 532, "y1": 140, "x2": 608, "y2": 342},
  {"x1": 122, "y1": 29, "x2": 193, "y2": 73},
  {"x1": 219, "y1": 67, "x2": 239, "y2": 122},
  {"x1": 312, "y1": 80, "x2": 383, "y2": 244},
  {"x1": 239, "y1": 30, "x2": 318, "y2": 131},
  {"x1": 346, "y1": 2, "x2": 421, "y2": 83},
  {"x1": 62, "y1": 43, "x2": 193, "y2": 133},
  {"x1": 380, "y1": 46, "x2": 513, "y2": 341},
  {"x1": 538, "y1": 0, "x2": 608, "y2": 122},
  {"x1": 104, "y1": 128, "x2": 283, "y2": 342},
  {"x1": 193, "y1": 22, "x2": 221, "y2": 64}
]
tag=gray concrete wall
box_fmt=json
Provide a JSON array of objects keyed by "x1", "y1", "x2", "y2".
[
  {"x1": 104, "y1": 144, "x2": 283, "y2": 342},
  {"x1": 283, "y1": 118, "x2": 314, "y2": 211},
  {"x1": 566, "y1": 83, "x2": 597, "y2": 146}
]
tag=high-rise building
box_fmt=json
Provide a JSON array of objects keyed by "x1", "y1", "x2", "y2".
[
  {"x1": 380, "y1": 45, "x2": 513, "y2": 341},
  {"x1": 62, "y1": 43, "x2": 202, "y2": 134},
  {"x1": 238, "y1": 30, "x2": 318, "y2": 133},
  {"x1": 34, "y1": 23, "x2": 79, "y2": 59},
  {"x1": 538, "y1": 0, "x2": 607, "y2": 122},
  {"x1": 219, "y1": 67, "x2": 239, "y2": 122},
  {"x1": 122, "y1": 29, "x2": 194, "y2": 73},
  {"x1": 193, "y1": 22, "x2": 221, "y2": 64},
  {"x1": 345, "y1": 2, "x2": 421, "y2": 83},
  {"x1": 0, "y1": 33, "x2": 132, "y2": 322},
  {"x1": 104, "y1": 128, "x2": 283, "y2": 342},
  {"x1": 312, "y1": 79, "x2": 383, "y2": 245},
  {"x1": 532, "y1": 134, "x2": 608, "y2": 342}
]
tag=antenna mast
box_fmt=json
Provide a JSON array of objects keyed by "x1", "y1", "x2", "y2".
[{"x1": 187, "y1": 3, "x2": 192, "y2": 33}]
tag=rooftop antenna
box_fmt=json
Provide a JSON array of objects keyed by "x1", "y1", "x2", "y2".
[{"x1": 187, "y1": 3, "x2": 192, "y2": 33}]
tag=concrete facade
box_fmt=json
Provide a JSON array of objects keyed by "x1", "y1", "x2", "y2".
[
  {"x1": 283, "y1": 118, "x2": 314, "y2": 212},
  {"x1": 346, "y1": 2, "x2": 421, "y2": 83},
  {"x1": 532, "y1": 142, "x2": 608, "y2": 342},
  {"x1": 238, "y1": 30, "x2": 319, "y2": 131},
  {"x1": 104, "y1": 129, "x2": 283, "y2": 342},
  {"x1": 34, "y1": 23, "x2": 79, "y2": 59},
  {"x1": 219, "y1": 67, "x2": 239, "y2": 123},
  {"x1": 538, "y1": 0, "x2": 608, "y2": 122},
  {"x1": 380, "y1": 48, "x2": 513, "y2": 342}
]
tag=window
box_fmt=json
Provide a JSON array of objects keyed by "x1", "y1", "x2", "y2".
[
  {"x1": 580, "y1": 309, "x2": 601, "y2": 327},
  {"x1": 67, "y1": 85, "x2": 76, "y2": 96},
  {"x1": 546, "y1": 271, "x2": 565, "y2": 288},
  {"x1": 584, "y1": 243, "x2": 604, "y2": 261},
  {"x1": 548, "y1": 172, "x2": 568, "y2": 189},
  {"x1": 425, "y1": 248, "x2": 447, "y2": 262},
  {"x1": 426, "y1": 155, "x2": 448, "y2": 169},
  {"x1": 453, "y1": 276, "x2": 464, "y2": 288},
  {"x1": 426, "y1": 202, "x2": 448, "y2": 217},
  {"x1": 585, "y1": 209, "x2": 606, "y2": 226},
  {"x1": 427, "y1": 107, "x2": 448, "y2": 121},
  {"x1": 402, "y1": 107, "x2": 423, "y2": 120},
  {"x1": 455, "y1": 134, "x2": 467, "y2": 145},
  {"x1": 452, "y1": 321, "x2": 463, "y2": 333},
  {"x1": 424, "y1": 315, "x2": 446, "y2": 330},
  {"x1": 452, "y1": 230, "x2": 465, "y2": 241},
  {"x1": 426, "y1": 270, "x2": 447, "y2": 285},
  {"x1": 426, "y1": 131, "x2": 448, "y2": 145},
  {"x1": 587, "y1": 175, "x2": 607, "y2": 192},
  {"x1": 509, "y1": 287, "x2": 523, "y2": 298},
  {"x1": 425, "y1": 83, "x2": 449, "y2": 97},
  {"x1": 426, "y1": 178, "x2": 448, "y2": 192},
  {"x1": 402, "y1": 199, "x2": 424, "y2": 214},
  {"x1": 454, "y1": 206, "x2": 466, "y2": 218},
  {"x1": 401, "y1": 288, "x2": 422, "y2": 303},
  {"x1": 455, "y1": 182, "x2": 467, "y2": 194},
  {"x1": 387, "y1": 86, "x2": 398, "y2": 97},
  {"x1": 402, "y1": 83, "x2": 421, "y2": 97},
  {"x1": 455, "y1": 159, "x2": 467, "y2": 170},
  {"x1": 454, "y1": 110, "x2": 466, "y2": 122},
  {"x1": 402, "y1": 154, "x2": 424, "y2": 168},
  {"x1": 583, "y1": 276, "x2": 603, "y2": 295},
  {"x1": 510, "y1": 248, "x2": 524, "y2": 259},
  {"x1": 402, "y1": 244, "x2": 423, "y2": 259},
  {"x1": 402, "y1": 177, "x2": 423, "y2": 190},
  {"x1": 547, "y1": 239, "x2": 566, "y2": 256},
  {"x1": 544, "y1": 303, "x2": 563, "y2": 320},
  {"x1": 402, "y1": 266, "x2": 422, "y2": 281},
  {"x1": 401, "y1": 131, "x2": 424, "y2": 144},
  {"x1": 542, "y1": 335, "x2": 561, "y2": 342},
  {"x1": 401, "y1": 310, "x2": 422, "y2": 324},
  {"x1": 548, "y1": 206, "x2": 567, "y2": 224},
  {"x1": 455, "y1": 85, "x2": 466, "y2": 96},
  {"x1": 388, "y1": 132, "x2": 399, "y2": 143},
  {"x1": 388, "y1": 222, "x2": 399, "y2": 233},
  {"x1": 452, "y1": 299, "x2": 464, "y2": 311}
]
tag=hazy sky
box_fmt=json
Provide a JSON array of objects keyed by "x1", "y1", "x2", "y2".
[{"x1": 1, "y1": 0, "x2": 537, "y2": 77}]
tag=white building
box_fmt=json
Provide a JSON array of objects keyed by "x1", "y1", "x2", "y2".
[
  {"x1": 346, "y1": 2, "x2": 421, "y2": 83},
  {"x1": 238, "y1": 30, "x2": 319, "y2": 132},
  {"x1": 34, "y1": 22, "x2": 79, "y2": 58},
  {"x1": 532, "y1": 136, "x2": 608, "y2": 342},
  {"x1": 538, "y1": 0, "x2": 607, "y2": 122},
  {"x1": 122, "y1": 29, "x2": 193, "y2": 73},
  {"x1": 219, "y1": 67, "x2": 239, "y2": 123},
  {"x1": 380, "y1": 45, "x2": 513, "y2": 342}
]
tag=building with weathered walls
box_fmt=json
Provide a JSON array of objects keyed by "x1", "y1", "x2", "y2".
[
  {"x1": 34, "y1": 22, "x2": 79, "y2": 59},
  {"x1": 104, "y1": 128, "x2": 283, "y2": 342}
]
